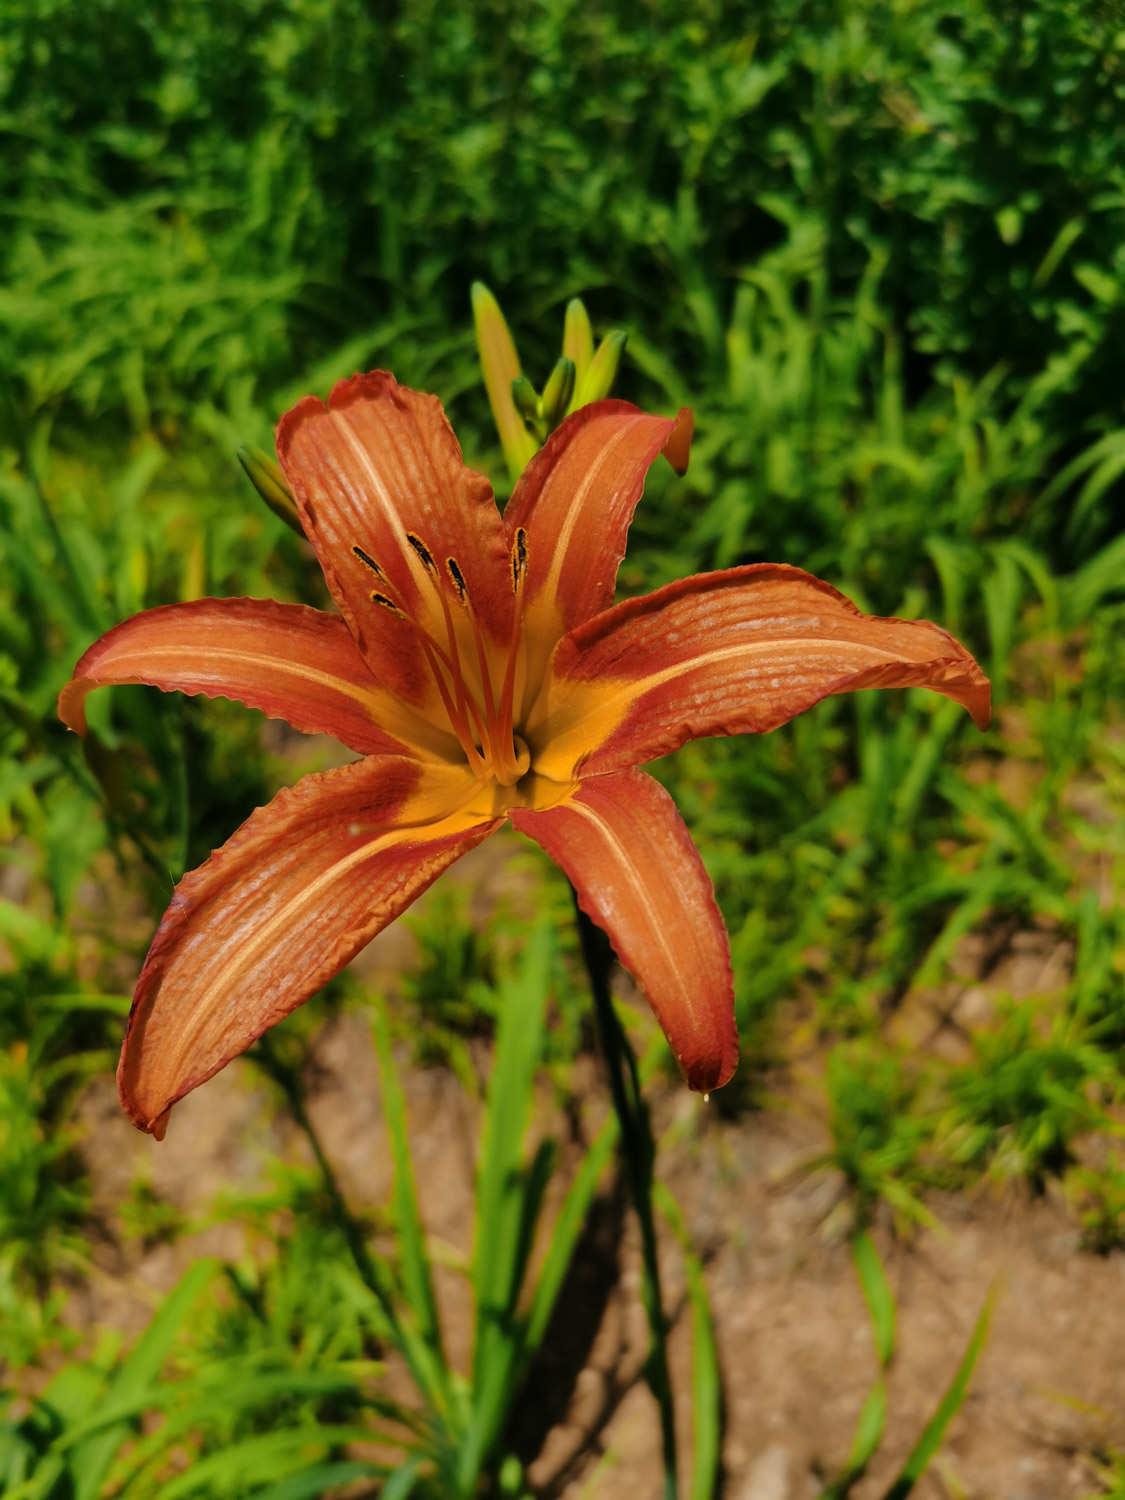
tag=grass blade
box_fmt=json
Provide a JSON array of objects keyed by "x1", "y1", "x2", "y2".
[
  {"x1": 372, "y1": 1003, "x2": 446, "y2": 1373},
  {"x1": 461, "y1": 925, "x2": 552, "y2": 1490},
  {"x1": 851, "y1": 1232, "x2": 895, "y2": 1368},
  {"x1": 251, "y1": 1460, "x2": 385, "y2": 1498},
  {"x1": 70, "y1": 1258, "x2": 218, "y2": 1500},
  {"x1": 655, "y1": 1183, "x2": 722, "y2": 1500},
  {"x1": 881, "y1": 1287, "x2": 996, "y2": 1500},
  {"x1": 523, "y1": 1110, "x2": 619, "y2": 1352}
]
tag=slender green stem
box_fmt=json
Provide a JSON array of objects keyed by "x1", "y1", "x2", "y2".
[{"x1": 573, "y1": 896, "x2": 679, "y2": 1500}]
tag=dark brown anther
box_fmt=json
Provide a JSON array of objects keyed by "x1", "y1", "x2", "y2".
[
  {"x1": 446, "y1": 558, "x2": 467, "y2": 601},
  {"x1": 352, "y1": 545, "x2": 382, "y2": 576},
  {"x1": 406, "y1": 533, "x2": 435, "y2": 569},
  {"x1": 512, "y1": 527, "x2": 528, "y2": 591},
  {"x1": 370, "y1": 591, "x2": 401, "y2": 613}
]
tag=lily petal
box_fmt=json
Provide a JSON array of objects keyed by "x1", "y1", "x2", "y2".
[
  {"x1": 119, "y1": 756, "x2": 498, "y2": 1136},
  {"x1": 57, "y1": 597, "x2": 449, "y2": 757},
  {"x1": 530, "y1": 565, "x2": 991, "y2": 780},
  {"x1": 276, "y1": 373, "x2": 515, "y2": 707},
  {"x1": 504, "y1": 400, "x2": 693, "y2": 675},
  {"x1": 511, "y1": 770, "x2": 737, "y2": 1093}
]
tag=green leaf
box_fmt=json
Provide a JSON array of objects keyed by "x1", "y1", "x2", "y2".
[
  {"x1": 881, "y1": 1288, "x2": 996, "y2": 1500},
  {"x1": 654, "y1": 1183, "x2": 722, "y2": 1500},
  {"x1": 851, "y1": 1232, "x2": 895, "y2": 1368},
  {"x1": 70, "y1": 1258, "x2": 219, "y2": 1500},
  {"x1": 381, "y1": 1456, "x2": 424, "y2": 1500},
  {"x1": 251, "y1": 1460, "x2": 384, "y2": 1499},
  {"x1": 523, "y1": 1111, "x2": 618, "y2": 1352},
  {"x1": 371, "y1": 1004, "x2": 447, "y2": 1382},
  {"x1": 461, "y1": 926, "x2": 552, "y2": 1491}
]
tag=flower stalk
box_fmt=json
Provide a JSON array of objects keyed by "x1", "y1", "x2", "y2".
[{"x1": 575, "y1": 896, "x2": 679, "y2": 1500}]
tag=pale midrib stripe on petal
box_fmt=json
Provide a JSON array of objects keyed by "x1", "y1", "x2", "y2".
[
  {"x1": 103, "y1": 646, "x2": 453, "y2": 756},
  {"x1": 537, "y1": 633, "x2": 922, "y2": 749},
  {"x1": 164, "y1": 793, "x2": 493, "y2": 1079},
  {"x1": 106, "y1": 646, "x2": 384, "y2": 711},
  {"x1": 539, "y1": 416, "x2": 646, "y2": 604},
  {"x1": 164, "y1": 829, "x2": 404, "y2": 1079},
  {"x1": 563, "y1": 796, "x2": 688, "y2": 1020},
  {"x1": 627, "y1": 634, "x2": 921, "y2": 696},
  {"x1": 335, "y1": 410, "x2": 409, "y2": 537}
]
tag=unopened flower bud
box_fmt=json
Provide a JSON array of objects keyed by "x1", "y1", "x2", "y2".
[
  {"x1": 472, "y1": 281, "x2": 538, "y2": 481},
  {"x1": 575, "y1": 329, "x2": 627, "y2": 405},
  {"x1": 238, "y1": 446, "x2": 302, "y2": 534},
  {"x1": 562, "y1": 298, "x2": 594, "y2": 389},
  {"x1": 540, "y1": 356, "x2": 576, "y2": 426},
  {"x1": 510, "y1": 375, "x2": 541, "y2": 422}
]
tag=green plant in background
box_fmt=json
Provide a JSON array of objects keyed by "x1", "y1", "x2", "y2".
[
  {"x1": 816, "y1": 1046, "x2": 940, "y2": 1232},
  {"x1": 943, "y1": 1004, "x2": 1116, "y2": 1186},
  {"x1": 1066, "y1": 1154, "x2": 1125, "y2": 1256},
  {"x1": 0, "y1": 1042, "x2": 88, "y2": 1370},
  {"x1": 1088, "y1": 1449, "x2": 1125, "y2": 1500},
  {"x1": 819, "y1": 1232, "x2": 994, "y2": 1500}
]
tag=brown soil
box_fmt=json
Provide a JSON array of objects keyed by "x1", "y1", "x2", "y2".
[{"x1": 67, "y1": 837, "x2": 1124, "y2": 1500}]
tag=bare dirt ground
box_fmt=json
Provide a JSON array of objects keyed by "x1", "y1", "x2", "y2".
[{"x1": 68, "y1": 836, "x2": 1124, "y2": 1499}]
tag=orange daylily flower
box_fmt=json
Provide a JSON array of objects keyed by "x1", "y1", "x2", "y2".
[{"x1": 59, "y1": 373, "x2": 990, "y2": 1138}]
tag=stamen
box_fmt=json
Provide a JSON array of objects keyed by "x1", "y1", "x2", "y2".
[
  {"x1": 497, "y1": 530, "x2": 527, "y2": 759},
  {"x1": 355, "y1": 526, "x2": 528, "y2": 786},
  {"x1": 424, "y1": 554, "x2": 492, "y2": 769},
  {"x1": 353, "y1": 535, "x2": 491, "y2": 776},
  {"x1": 406, "y1": 533, "x2": 436, "y2": 570},
  {"x1": 352, "y1": 544, "x2": 383, "y2": 576},
  {"x1": 511, "y1": 528, "x2": 528, "y2": 592},
  {"x1": 417, "y1": 633, "x2": 488, "y2": 775},
  {"x1": 446, "y1": 558, "x2": 467, "y2": 601},
  {"x1": 435, "y1": 551, "x2": 520, "y2": 783}
]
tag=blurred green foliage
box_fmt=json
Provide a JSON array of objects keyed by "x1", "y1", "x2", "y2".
[
  {"x1": 0, "y1": 0, "x2": 1122, "y2": 1492},
  {"x1": 1, "y1": 0, "x2": 1122, "y2": 482}
]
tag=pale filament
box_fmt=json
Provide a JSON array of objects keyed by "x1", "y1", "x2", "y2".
[{"x1": 357, "y1": 534, "x2": 529, "y2": 787}]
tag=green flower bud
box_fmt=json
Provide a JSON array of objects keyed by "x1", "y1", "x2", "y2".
[
  {"x1": 575, "y1": 329, "x2": 627, "y2": 405},
  {"x1": 238, "y1": 446, "x2": 302, "y2": 535},
  {"x1": 540, "y1": 356, "x2": 576, "y2": 426},
  {"x1": 562, "y1": 298, "x2": 594, "y2": 388}
]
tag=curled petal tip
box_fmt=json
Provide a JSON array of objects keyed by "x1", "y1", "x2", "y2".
[
  {"x1": 664, "y1": 407, "x2": 694, "y2": 476},
  {"x1": 971, "y1": 680, "x2": 992, "y2": 731},
  {"x1": 681, "y1": 1016, "x2": 739, "y2": 1094},
  {"x1": 56, "y1": 679, "x2": 87, "y2": 736},
  {"x1": 117, "y1": 1055, "x2": 169, "y2": 1137}
]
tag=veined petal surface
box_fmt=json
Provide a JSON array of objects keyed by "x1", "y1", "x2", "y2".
[
  {"x1": 57, "y1": 597, "x2": 444, "y2": 757},
  {"x1": 531, "y1": 565, "x2": 991, "y2": 779},
  {"x1": 119, "y1": 756, "x2": 497, "y2": 1136},
  {"x1": 511, "y1": 770, "x2": 737, "y2": 1093},
  {"x1": 504, "y1": 400, "x2": 693, "y2": 668},
  {"x1": 276, "y1": 372, "x2": 515, "y2": 706}
]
